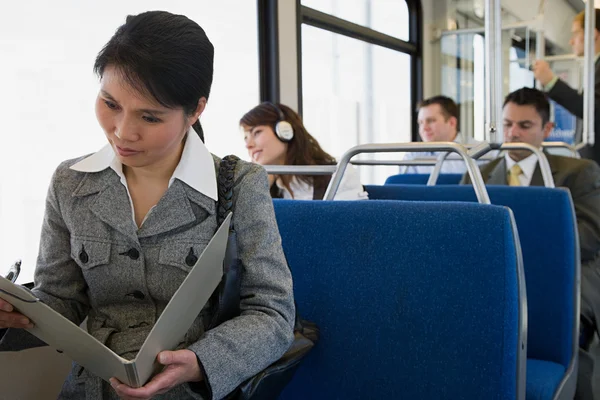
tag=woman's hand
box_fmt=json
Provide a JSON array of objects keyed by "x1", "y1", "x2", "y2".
[
  {"x1": 110, "y1": 349, "x2": 203, "y2": 400},
  {"x1": 0, "y1": 298, "x2": 33, "y2": 329}
]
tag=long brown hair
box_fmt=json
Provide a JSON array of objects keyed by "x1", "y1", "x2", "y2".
[{"x1": 240, "y1": 102, "x2": 336, "y2": 198}]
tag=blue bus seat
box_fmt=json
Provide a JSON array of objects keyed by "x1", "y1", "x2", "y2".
[
  {"x1": 365, "y1": 184, "x2": 580, "y2": 400},
  {"x1": 384, "y1": 173, "x2": 463, "y2": 185},
  {"x1": 274, "y1": 200, "x2": 526, "y2": 400}
]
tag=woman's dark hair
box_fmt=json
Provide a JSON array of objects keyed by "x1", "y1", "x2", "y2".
[
  {"x1": 240, "y1": 103, "x2": 336, "y2": 198},
  {"x1": 94, "y1": 11, "x2": 213, "y2": 142}
]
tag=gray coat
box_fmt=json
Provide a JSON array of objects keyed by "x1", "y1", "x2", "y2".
[{"x1": 0, "y1": 155, "x2": 295, "y2": 400}]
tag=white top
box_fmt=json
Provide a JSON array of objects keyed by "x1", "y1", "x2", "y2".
[
  {"x1": 402, "y1": 134, "x2": 481, "y2": 174},
  {"x1": 275, "y1": 165, "x2": 368, "y2": 200},
  {"x1": 69, "y1": 130, "x2": 217, "y2": 226},
  {"x1": 504, "y1": 153, "x2": 538, "y2": 187}
]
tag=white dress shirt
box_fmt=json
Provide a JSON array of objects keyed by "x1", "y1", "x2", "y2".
[
  {"x1": 69, "y1": 130, "x2": 217, "y2": 226},
  {"x1": 275, "y1": 165, "x2": 368, "y2": 200},
  {"x1": 504, "y1": 152, "x2": 538, "y2": 187},
  {"x1": 402, "y1": 133, "x2": 481, "y2": 174}
]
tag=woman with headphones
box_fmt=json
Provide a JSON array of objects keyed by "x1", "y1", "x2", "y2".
[{"x1": 240, "y1": 102, "x2": 368, "y2": 200}]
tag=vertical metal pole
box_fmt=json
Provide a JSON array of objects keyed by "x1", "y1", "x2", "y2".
[
  {"x1": 536, "y1": 27, "x2": 545, "y2": 90},
  {"x1": 484, "y1": 0, "x2": 503, "y2": 144},
  {"x1": 583, "y1": 1, "x2": 595, "y2": 147}
]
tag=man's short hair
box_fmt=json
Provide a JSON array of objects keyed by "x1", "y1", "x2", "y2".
[
  {"x1": 574, "y1": 9, "x2": 600, "y2": 32},
  {"x1": 503, "y1": 87, "x2": 551, "y2": 125},
  {"x1": 417, "y1": 95, "x2": 460, "y2": 127}
]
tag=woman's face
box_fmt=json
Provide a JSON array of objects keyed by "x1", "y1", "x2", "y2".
[
  {"x1": 243, "y1": 124, "x2": 288, "y2": 165},
  {"x1": 95, "y1": 66, "x2": 203, "y2": 169}
]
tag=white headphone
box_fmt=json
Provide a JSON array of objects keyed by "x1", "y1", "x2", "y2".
[{"x1": 267, "y1": 102, "x2": 294, "y2": 142}]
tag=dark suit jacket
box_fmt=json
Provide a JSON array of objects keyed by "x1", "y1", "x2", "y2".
[
  {"x1": 547, "y1": 58, "x2": 600, "y2": 164},
  {"x1": 463, "y1": 154, "x2": 600, "y2": 328}
]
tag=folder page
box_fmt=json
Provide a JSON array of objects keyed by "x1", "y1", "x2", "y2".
[
  {"x1": 132, "y1": 213, "x2": 231, "y2": 386},
  {"x1": 0, "y1": 213, "x2": 231, "y2": 387},
  {"x1": 0, "y1": 279, "x2": 131, "y2": 384}
]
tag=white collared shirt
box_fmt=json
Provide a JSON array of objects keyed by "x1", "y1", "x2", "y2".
[
  {"x1": 504, "y1": 152, "x2": 538, "y2": 187},
  {"x1": 402, "y1": 133, "x2": 482, "y2": 174},
  {"x1": 275, "y1": 165, "x2": 368, "y2": 200},
  {"x1": 69, "y1": 130, "x2": 217, "y2": 226}
]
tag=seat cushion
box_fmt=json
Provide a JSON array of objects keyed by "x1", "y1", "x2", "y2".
[{"x1": 526, "y1": 358, "x2": 565, "y2": 400}]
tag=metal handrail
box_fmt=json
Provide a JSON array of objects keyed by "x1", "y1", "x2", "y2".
[
  {"x1": 426, "y1": 142, "x2": 493, "y2": 185},
  {"x1": 484, "y1": 0, "x2": 503, "y2": 144},
  {"x1": 490, "y1": 143, "x2": 555, "y2": 188},
  {"x1": 424, "y1": 142, "x2": 555, "y2": 188},
  {"x1": 262, "y1": 165, "x2": 337, "y2": 175},
  {"x1": 438, "y1": 18, "x2": 540, "y2": 37},
  {"x1": 349, "y1": 156, "x2": 496, "y2": 167},
  {"x1": 583, "y1": 0, "x2": 596, "y2": 147},
  {"x1": 324, "y1": 142, "x2": 491, "y2": 204},
  {"x1": 541, "y1": 141, "x2": 578, "y2": 157}
]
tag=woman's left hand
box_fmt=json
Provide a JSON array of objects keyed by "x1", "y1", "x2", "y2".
[{"x1": 110, "y1": 349, "x2": 203, "y2": 400}]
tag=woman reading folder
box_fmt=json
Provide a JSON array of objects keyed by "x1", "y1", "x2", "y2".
[{"x1": 0, "y1": 11, "x2": 295, "y2": 400}]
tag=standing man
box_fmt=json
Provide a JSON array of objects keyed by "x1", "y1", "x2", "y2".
[{"x1": 533, "y1": 9, "x2": 600, "y2": 164}]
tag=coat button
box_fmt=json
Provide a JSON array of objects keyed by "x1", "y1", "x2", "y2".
[
  {"x1": 127, "y1": 248, "x2": 140, "y2": 260},
  {"x1": 185, "y1": 247, "x2": 198, "y2": 267},
  {"x1": 132, "y1": 290, "x2": 145, "y2": 300},
  {"x1": 119, "y1": 248, "x2": 140, "y2": 260},
  {"x1": 79, "y1": 245, "x2": 89, "y2": 264}
]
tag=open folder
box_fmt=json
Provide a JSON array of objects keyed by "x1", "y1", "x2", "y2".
[{"x1": 0, "y1": 213, "x2": 232, "y2": 388}]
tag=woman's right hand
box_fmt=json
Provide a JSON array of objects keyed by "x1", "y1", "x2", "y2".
[{"x1": 0, "y1": 298, "x2": 33, "y2": 329}]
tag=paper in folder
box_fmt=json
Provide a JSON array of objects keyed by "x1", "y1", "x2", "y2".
[{"x1": 0, "y1": 213, "x2": 231, "y2": 388}]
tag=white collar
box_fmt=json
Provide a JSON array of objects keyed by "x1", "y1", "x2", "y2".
[
  {"x1": 504, "y1": 152, "x2": 538, "y2": 181},
  {"x1": 70, "y1": 129, "x2": 217, "y2": 200}
]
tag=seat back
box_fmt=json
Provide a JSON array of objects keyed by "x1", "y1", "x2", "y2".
[
  {"x1": 384, "y1": 173, "x2": 463, "y2": 185},
  {"x1": 275, "y1": 200, "x2": 525, "y2": 400},
  {"x1": 366, "y1": 184, "x2": 579, "y2": 369}
]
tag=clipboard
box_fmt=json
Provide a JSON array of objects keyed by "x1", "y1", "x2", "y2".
[{"x1": 0, "y1": 213, "x2": 232, "y2": 388}]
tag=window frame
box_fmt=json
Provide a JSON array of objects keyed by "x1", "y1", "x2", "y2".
[{"x1": 258, "y1": 0, "x2": 422, "y2": 134}]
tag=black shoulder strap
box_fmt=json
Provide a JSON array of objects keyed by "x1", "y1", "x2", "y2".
[
  {"x1": 217, "y1": 155, "x2": 239, "y2": 225},
  {"x1": 209, "y1": 155, "x2": 242, "y2": 329}
]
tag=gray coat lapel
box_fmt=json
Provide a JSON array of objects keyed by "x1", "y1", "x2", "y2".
[
  {"x1": 137, "y1": 179, "x2": 216, "y2": 239},
  {"x1": 484, "y1": 158, "x2": 508, "y2": 185},
  {"x1": 72, "y1": 169, "x2": 138, "y2": 241}
]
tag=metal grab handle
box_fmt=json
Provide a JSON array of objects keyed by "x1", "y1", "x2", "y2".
[
  {"x1": 541, "y1": 142, "x2": 579, "y2": 157},
  {"x1": 427, "y1": 142, "x2": 494, "y2": 186},
  {"x1": 262, "y1": 165, "x2": 337, "y2": 175},
  {"x1": 500, "y1": 143, "x2": 554, "y2": 188},
  {"x1": 425, "y1": 142, "x2": 555, "y2": 188},
  {"x1": 426, "y1": 152, "x2": 448, "y2": 186},
  {"x1": 324, "y1": 142, "x2": 491, "y2": 204},
  {"x1": 349, "y1": 157, "x2": 495, "y2": 167},
  {"x1": 473, "y1": 143, "x2": 554, "y2": 188}
]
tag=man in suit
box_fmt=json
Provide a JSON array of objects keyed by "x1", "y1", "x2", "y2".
[
  {"x1": 464, "y1": 87, "x2": 600, "y2": 399},
  {"x1": 533, "y1": 9, "x2": 600, "y2": 164},
  {"x1": 403, "y1": 95, "x2": 480, "y2": 174}
]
